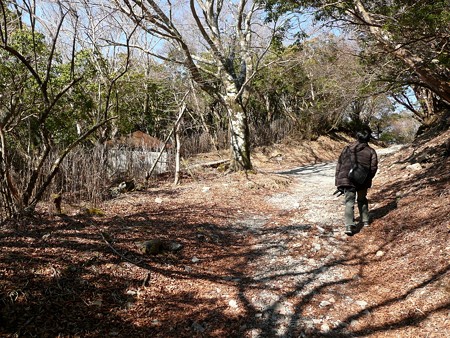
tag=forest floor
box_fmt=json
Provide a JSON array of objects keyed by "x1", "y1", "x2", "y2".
[{"x1": 1, "y1": 129, "x2": 449, "y2": 338}]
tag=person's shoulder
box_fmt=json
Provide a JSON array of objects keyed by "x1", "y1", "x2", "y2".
[
  {"x1": 348, "y1": 141, "x2": 358, "y2": 149},
  {"x1": 339, "y1": 144, "x2": 351, "y2": 157}
]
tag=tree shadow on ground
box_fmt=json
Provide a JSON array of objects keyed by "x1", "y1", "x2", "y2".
[
  {"x1": 230, "y1": 224, "x2": 449, "y2": 338},
  {"x1": 0, "y1": 204, "x2": 251, "y2": 337},
  {"x1": 1, "y1": 142, "x2": 449, "y2": 337},
  {"x1": 370, "y1": 198, "x2": 398, "y2": 221},
  {"x1": 1, "y1": 203, "x2": 448, "y2": 337}
]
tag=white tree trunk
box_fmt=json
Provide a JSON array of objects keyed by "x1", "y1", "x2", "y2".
[
  {"x1": 174, "y1": 116, "x2": 182, "y2": 185},
  {"x1": 223, "y1": 79, "x2": 252, "y2": 171}
]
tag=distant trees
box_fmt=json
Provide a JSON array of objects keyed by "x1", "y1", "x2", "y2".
[
  {"x1": 248, "y1": 35, "x2": 393, "y2": 139},
  {"x1": 376, "y1": 111, "x2": 419, "y2": 144},
  {"x1": 264, "y1": 0, "x2": 450, "y2": 124}
]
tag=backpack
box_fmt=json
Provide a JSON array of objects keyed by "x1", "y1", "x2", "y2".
[{"x1": 346, "y1": 147, "x2": 370, "y2": 186}]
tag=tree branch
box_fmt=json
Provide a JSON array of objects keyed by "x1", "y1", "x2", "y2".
[{"x1": 29, "y1": 116, "x2": 117, "y2": 210}]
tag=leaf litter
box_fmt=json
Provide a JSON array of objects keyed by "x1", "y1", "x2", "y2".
[{"x1": 0, "y1": 132, "x2": 449, "y2": 337}]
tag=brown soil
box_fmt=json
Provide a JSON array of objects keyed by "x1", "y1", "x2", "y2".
[{"x1": 0, "y1": 131, "x2": 449, "y2": 337}]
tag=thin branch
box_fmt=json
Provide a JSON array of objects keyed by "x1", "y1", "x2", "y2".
[
  {"x1": 29, "y1": 116, "x2": 117, "y2": 209},
  {"x1": 145, "y1": 91, "x2": 190, "y2": 181},
  {"x1": 100, "y1": 231, "x2": 143, "y2": 265},
  {"x1": 190, "y1": 0, "x2": 224, "y2": 62}
]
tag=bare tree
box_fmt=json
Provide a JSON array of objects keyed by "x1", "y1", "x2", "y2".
[
  {"x1": 404, "y1": 86, "x2": 447, "y2": 126},
  {"x1": 112, "y1": 0, "x2": 285, "y2": 171}
]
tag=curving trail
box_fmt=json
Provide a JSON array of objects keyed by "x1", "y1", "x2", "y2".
[{"x1": 234, "y1": 146, "x2": 401, "y2": 337}]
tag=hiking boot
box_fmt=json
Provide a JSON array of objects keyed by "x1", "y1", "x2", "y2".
[{"x1": 345, "y1": 225, "x2": 355, "y2": 236}]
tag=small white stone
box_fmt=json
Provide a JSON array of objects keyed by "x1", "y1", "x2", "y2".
[
  {"x1": 304, "y1": 320, "x2": 315, "y2": 329},
  {"x1": 202, "y1": 186, "x2": 210, "y2": 192},
  {"x1": 316, "y1": 226, "x2": 326, "y2": 233},
  {"x1": 191, "y1": 257, "x2": 200, "y2": 263},
  {"x1": 376, "y1": 250, "x2": 385, "y2": 257},
  {"x1": 319, "y1": 300, "x2": 332, "y2": 308},
  {"x1": 355, "y1": 300, "x2": 368, "y2": 307},
  {"x1": 320, "y1": 323, "x2": 330, "y2": 332},
  {"x1": 229, "y1": 299, "x2": 238, "y2": 308},
  {"x1": 406, "y1": 163, "x2": 422, "y2": 171},
  {"x1": 249, "y1": 329, "x2": 261, "y2": 338},
  {"x1": 154, "y1": 197, "x2": 163, "y2": 204}
]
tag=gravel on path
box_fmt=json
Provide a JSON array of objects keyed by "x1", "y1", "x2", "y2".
[{"x1": 236, "y1": 146, "x2": 401, "y2": 337}]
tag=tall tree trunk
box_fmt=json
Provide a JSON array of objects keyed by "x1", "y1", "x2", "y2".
[
  {"x1": 0, "y1": 128, "x2": 21, "y2": 220},
  {"x1": 174, "y1": 108, "x2": 183, "y2": 185},
  {"x1": 223, "y1": 88, "x2": 252, "y2": 171},
  {"x1": 174, "y1": 123, "x2": 182, "y2": 185}
]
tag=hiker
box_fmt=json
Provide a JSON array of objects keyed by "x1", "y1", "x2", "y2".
[{"x1": 335, "y1": 128, "x2": 378, "y2": 236}]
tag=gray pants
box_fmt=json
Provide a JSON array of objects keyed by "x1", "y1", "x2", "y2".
[{"x1": 344, "y1": 188, "x2": 369, "y2": 226}]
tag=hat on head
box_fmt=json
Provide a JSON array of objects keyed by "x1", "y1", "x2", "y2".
[{"x1": 356, "y1": 127, "x2": 372, "y2": 143}]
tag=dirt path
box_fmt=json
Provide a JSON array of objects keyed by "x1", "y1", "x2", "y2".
[
  {"x1": 5, "y1": 142, "x2": 446, "y2": 338},
  {"x1": 234, "y1": 146, "x2": 402, "y2": 337}
]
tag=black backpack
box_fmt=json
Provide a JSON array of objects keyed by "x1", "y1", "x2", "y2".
[{"x1": 346, "y1": 147, "x2": 370, "y2": 186}]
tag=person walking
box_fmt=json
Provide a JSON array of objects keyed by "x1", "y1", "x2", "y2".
[{"x1": 335, "y1": 128, "x2": 378, "y2": 236}]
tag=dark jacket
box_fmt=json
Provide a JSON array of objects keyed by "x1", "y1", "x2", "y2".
[{"x1": 335, "y1": 141, "x2": 378, "y2": 189}]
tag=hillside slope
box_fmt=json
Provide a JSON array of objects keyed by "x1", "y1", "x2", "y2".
[{"x1": 344, "y1": 128, "x2": 450, "y2": 337}]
